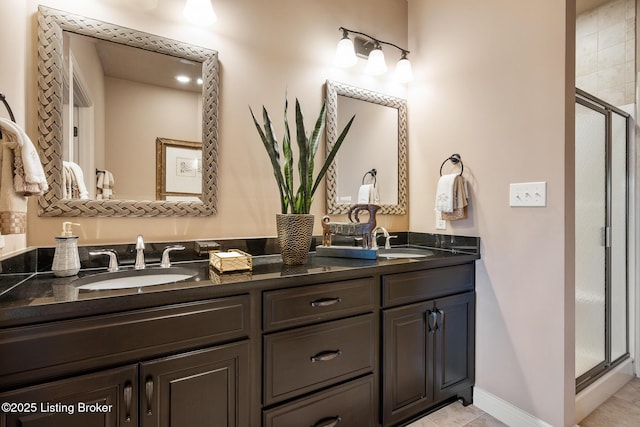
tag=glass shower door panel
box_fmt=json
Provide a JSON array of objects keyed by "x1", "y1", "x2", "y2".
[
  {"x1": 575, "y1": 102, "x2": 607, "y2": 378},
  {"x1": 610, "y1": 111, "x2": 628, "y2": 361}
]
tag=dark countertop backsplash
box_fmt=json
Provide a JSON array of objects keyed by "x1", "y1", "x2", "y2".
[{"x1": 0, "y1": 232, "x2": 479, "y2": 276}]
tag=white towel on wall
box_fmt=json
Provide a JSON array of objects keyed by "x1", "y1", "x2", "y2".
[
  {"x1": 0, "y1": 118, "x2": 48, "y2": 196},
  {"x1": 435, "y1": 173, "x2": 457, "y2": 213}
]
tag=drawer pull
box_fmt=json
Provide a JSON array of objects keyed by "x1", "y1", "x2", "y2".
[
  {"x1": 145, "y1": 377, "x2": 154, "y2": 415},
  {"x1": 313, "y1": 416, "x2": 342, "y2": 427},
  {"x1": 310, "y1": 350, "x2": 342, "y2": 363},
  {"x1": 123, "y1": 382, "x2": 133, "y2": 422},
  {"x1": 310, "y1": 297, "x2": 342, "y2": 307}
]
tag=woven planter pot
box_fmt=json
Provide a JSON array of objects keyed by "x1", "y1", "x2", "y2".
[{"x1": 276, "y1": 213, "x2": 315, "y2": 265}]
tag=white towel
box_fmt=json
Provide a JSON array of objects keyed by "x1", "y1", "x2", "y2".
[
  {"x1": 0, "y1": 144, "x2": 27, "y2": 234},
  {"x1": 0, "y1": 118, "x2": 48, "y2": 196},
  {"x1": 96, "y1": 170, "x2": 115, "y2": 200},
  {"x1": 63, "y1": 161, "x2": 89, "y2": 199},
  {"x1": 435, "y1": 173, "x2": 457, "y2": 213}
]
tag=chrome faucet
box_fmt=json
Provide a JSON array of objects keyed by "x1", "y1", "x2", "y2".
[
  {"x1": 135, "y1": 234, "x2": 145, "y2": 270},
  {"x1": 160, "y1": 245, "x2": 185, "y2": 268},
  {"x1": 89, "y1": 249, "x2": 119, "y2": 272},
  {"x1": 372, "y1": 227, "x2": 397, "y2": 250}
]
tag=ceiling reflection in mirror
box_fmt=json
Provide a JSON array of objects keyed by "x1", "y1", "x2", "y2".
[
  {"x1": 38, "y1": 6, "x2": 218, "y2": 217},
  {"x1": 325, "y1": 81, "x2": 407, "y2": 215}
]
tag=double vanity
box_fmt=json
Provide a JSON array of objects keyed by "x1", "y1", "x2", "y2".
[{"x1": 0, "y1": 233, "x2": 478, "y2": 427}]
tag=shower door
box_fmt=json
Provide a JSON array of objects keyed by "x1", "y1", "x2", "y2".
[{"x1": 575, "y1": 89, "x2": 630, "y2": 391}]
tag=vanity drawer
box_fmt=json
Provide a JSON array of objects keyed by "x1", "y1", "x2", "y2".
[
  {"x1": 263, "y1": 314, "x2": 375, "y2": 405},
  {"x1": 263, "y1": 375, "x2": 376, "y2": 427},
  {"x1": 0, "y1": 295, "x2": 250, "y2": 389},
  {"x1": 263, "y1": 277, "x2": 375, "y2": 331},
  {"x1": 382, "y1": 264, "x2": 474, "y2": 307}
]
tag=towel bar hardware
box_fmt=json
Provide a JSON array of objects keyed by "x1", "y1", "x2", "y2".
[
  {"x1": 361, "y1": 168, "x2": 377, "y2": 185},
  {"x1": 0, "y1": 92, "x2": 17, "y2": 139},
  {"x1": 439, "y1": 153, "x2": 464, "y2": 176}
]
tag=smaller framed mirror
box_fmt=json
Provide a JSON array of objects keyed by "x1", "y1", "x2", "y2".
[
  {"x1": 156, "y1": 138, "x2": 202, "y2": 201},
  {"x1": 325, "y1": 81, "x2": 407, "y2": 215}
]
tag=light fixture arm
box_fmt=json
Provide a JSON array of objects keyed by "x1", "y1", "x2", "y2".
[{"x1": 338, "y1": 27, "x2": 409, "y2": 56}]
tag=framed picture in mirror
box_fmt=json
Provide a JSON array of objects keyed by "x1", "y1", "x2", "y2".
[{"x1": 156, "y1": 138, "x2": 203, "y2": 201}]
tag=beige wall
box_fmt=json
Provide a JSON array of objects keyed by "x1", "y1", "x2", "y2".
[
  {"x1": 407, "y1": 1, "x2": 575, "y2": 426},
  {"x1": 8, "y1": 0, "x2": 409, "y2": 247},
  {"x1": 105, "y1": 77, "x2": 202, "y2": 200},
  {"x1": 0, "y1": 1, "x2": 27, "y2": 253}
]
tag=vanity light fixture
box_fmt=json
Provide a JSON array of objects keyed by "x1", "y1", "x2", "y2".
[
  {"x1": 335, "y1": 27, "x2": 413, "y2": 82},
  {"x1": 183, "y1": 0, "x2": 217, "y2": 26},
  {"x1": 175, "y1": 75, "x2": 191, "y2": 83}
]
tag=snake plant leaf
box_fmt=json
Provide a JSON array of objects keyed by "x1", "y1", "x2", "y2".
[
  {"x1": 250, "y1": 105, "x2": 289, "y2": 213},
  {"x1": 311, "y1": 113, "x2": 355, "y2": 197},
  {"x1": 294, "y1": 99, "x2": 309, "y2": 212},
  {"x1": 251, "y1": 96, "x2": 354, "y2": 214},
  {"x1": 306, "y1": 101, "x2": 326, "y2": 212},
  {"x1": 282, "y1": 97, "x2": 294, "y2": 208}
]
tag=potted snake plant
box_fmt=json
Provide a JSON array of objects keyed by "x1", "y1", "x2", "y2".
[{"x1": 250, "y1": 96, "x2": 354, "y2": 265}]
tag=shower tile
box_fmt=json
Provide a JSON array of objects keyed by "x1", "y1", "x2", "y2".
[{"x1": 598, "y1": 22, "x2": 626, "y2": 50}]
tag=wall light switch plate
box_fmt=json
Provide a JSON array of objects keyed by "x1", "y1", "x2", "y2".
[{"x1": 509, "y1": 182, "x2": 547, "y2": 207}]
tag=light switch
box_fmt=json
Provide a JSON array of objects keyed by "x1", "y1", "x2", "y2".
[{"x1": 509, "y1": 182, "x2": 546, "y2": 207}]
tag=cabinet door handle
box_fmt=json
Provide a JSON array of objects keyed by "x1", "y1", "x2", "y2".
[
  {"x1": 312, "y1": 416, "x2": 342, "y2": 427},
  {"x1": 145, "y1": 377, "x2": 154, "y2": 416},
  {"x1": 437, "y1": 309, "x2": 445, "y2": 331},
  {"x1": 123, "y1": 382, "x2": 133, "y2": 422},
  {"x1": 427, "y1": 310, "x2": 437, "y2": 333},
  {"x1": 310, "y1": 297, "x2": 342, "y2": 307},
  {"x1": 310, "y1": 349, "x2": 342, "y2": 363}
]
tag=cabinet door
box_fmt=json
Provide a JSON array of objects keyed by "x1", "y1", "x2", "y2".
[
  {"x1": 433, "y1": 292, "x2": 475, "y2": 403},
  {"x1": 0, "y1": 365, "x2": 137, "y2": 427},
  {"x1": 382, "y1": 301, "x2": 434, "y2": 426},
  {"x1": 140, "y1": 341, "x2": 249, "y2": 427}
]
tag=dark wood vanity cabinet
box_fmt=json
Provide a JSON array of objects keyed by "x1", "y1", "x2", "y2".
[
  {"x1": 0, "y1": 258, "x2": 477, "y2": 427},
  {"x1": 0, "y1": 365, "x2": 138, "y2": 427},
  {"x1": 0, "y1": 296, "x2": 251, "y2": 427},
  {"x1": 0, "y1": 342, "x2": 249, "y2": 427},
  {"x1": 381, "y1": 265, "x2": 475, "y2": 427},
  {"x1": 140, "y1": 341, "x2": 249, "y2": 427},
  {"x1": 262, "y1": 278, "x2": 378, "y2": 427}
]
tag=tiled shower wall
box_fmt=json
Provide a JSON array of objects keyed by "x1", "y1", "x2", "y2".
[{"x1": 576, "y1": 0, "x2": 636, "y2": 106}]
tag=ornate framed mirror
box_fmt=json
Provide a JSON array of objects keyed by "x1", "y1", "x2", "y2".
[
  {"x1": 37, "y1": 6, "x2": 218, "y2": 217},
  {"x1": 325, "y1": 80, "x2": 407, "y2": 215}
]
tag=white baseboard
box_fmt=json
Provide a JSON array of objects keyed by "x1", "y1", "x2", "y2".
[{"x1": 473, "y1": 387, "x2": 553, "y2": 427}]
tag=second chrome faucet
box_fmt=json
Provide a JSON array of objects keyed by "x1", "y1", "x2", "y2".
[{"x1": 135, "y1": 234, "x2": 145, "y2": 269}]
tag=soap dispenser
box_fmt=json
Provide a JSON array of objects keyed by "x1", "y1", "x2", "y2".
[{"x1": 52, "y1": 222, "x2": 81, "y2": 277}]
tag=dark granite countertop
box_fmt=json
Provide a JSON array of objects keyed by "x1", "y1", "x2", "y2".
[{"x1": 0, "y1": 233, "x2": 479, "y2": 328}]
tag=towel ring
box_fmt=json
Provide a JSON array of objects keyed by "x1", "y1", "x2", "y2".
[
  {"x1": 362, "y1": 168, "x2": 377, "y2": 185},
  {"x1": 0, "y1": 92, "x2": 17, "y2": 140},
  {"x1": 439, "y1": 154, "x2": 464, "y2": 176}
]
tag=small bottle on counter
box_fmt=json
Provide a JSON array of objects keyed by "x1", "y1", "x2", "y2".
[{"x1": 52, "y1": 222, "x2": 81, "y2": 277}]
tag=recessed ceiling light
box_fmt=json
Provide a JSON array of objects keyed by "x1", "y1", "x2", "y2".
[
  {"x1": 176, "y1": 75, "x2": 191, "y2": 83},
  {"x1": 196, "y1": 78, "x2": 203, "y2": 85}
]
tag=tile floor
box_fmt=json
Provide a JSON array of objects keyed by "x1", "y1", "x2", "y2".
[
  {"x1": 579, "y1": 377, "x2": 640, "y2": 427},
  {"x1": 407, "y1": 377, "x2": 640, "y2": 427}
]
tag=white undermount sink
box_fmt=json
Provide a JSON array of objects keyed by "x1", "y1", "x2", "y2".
[
  {"x1": 75, "y1": 267, "x2": 197, "y2": 290},
  {"x1": 377, "y1": 247, "x2": 434, "y2": 259}
]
